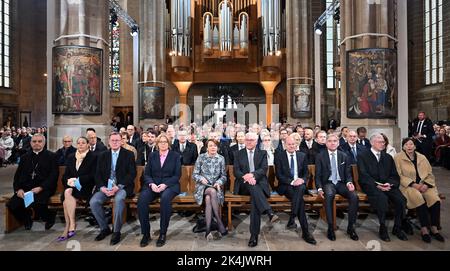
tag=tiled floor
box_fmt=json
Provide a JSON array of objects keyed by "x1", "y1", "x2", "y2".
[{"x1": 0, "y1": 165, "x2": 448, "y2": 251}]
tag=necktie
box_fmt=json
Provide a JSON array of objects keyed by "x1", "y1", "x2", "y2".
[
  {"x1": 331, "y1": 152, "x2": 338, "y2": 185},
  {"x1": 248, "y1": 150, "x2": 255, "y2": 172},
  {"x1": 417, "y1": 121, "x2": 423, "y2": 134},
  {"x1": 290, "y1": 154, "x2": 295, "y2": 178},
  {"x1": 90, "y1": 145, "x2": 94, "y2": 152},
  {"x1": 111, "y1": 152, "x2": 118, "y2": 181},
  {"x1": 352, "y1": 146, "x2": 357, "y2": 161},
  {"x1": 376, "y1": 152, "x2": 381, "y2": 162},
  {"x1": 181, "y1": 144, "x2": 185, "y2": 152}
]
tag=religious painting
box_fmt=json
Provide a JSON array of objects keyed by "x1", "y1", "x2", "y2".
[
  {"x1": 20, "y1": 111, "x2": 31, "y2": 128},
  {"x1": 52, "y1": 46, "x2": 103, "y2": 115},
  {"x1": 139, "y1": 87, "x2": 165, "y2": 119},
  {"x1": 291, "y1": 84, "x2": 312, "y2": 118},
  {"x1": 347, "y1": 48, "x2": 397, "y2": 119}
]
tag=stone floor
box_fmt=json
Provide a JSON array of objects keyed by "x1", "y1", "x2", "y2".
[{"x1": 0, "y1": 165, "x2": 449, "y2": 251}]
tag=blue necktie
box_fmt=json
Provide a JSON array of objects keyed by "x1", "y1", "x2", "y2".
[
  {"x1": 111, "y1": 152, "x2": 118, "y2": 181},
  {"x1": 290, "y1": 154, "x2": 295, "y2": 178},
  {"x1": 331, "y1": 152, "x2": 338, "y2": 185},
  {"x1": 352, "y1": 146, "x2": 357, "y2": 161}
]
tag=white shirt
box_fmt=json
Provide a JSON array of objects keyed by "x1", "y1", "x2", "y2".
[
  {"x1": 286, "y1": 151, "x2": 298, "y2": 184},
  {"x1": 371, "y1": 148, "x2": 381, "y2": 162},
  {"x1": 305, "y1": 140, "x2": 313, "y2": 149}
]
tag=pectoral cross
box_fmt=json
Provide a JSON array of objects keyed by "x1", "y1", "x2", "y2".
[{"x1": 31, "y1": 171, "x2": 36, "y2": 180}]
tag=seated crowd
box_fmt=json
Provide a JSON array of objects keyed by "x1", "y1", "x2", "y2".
[{"x1": 2, "y1": 114, "x2": 447, "y2": 247}]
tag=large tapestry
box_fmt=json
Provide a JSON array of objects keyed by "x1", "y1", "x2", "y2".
[
  {"x1": 347, "y1": 48, "x2": 397, "y2": 119},
  {"x1": 52, "y1": 46, "x2": 103, "y2": 115}
]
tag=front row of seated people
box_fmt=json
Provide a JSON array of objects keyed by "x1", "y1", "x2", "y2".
[{"x1": 7, "y1": 132, "x2": 445, "y2": 247}]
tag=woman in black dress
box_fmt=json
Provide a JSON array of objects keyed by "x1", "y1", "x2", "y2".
[{"x1": 57, "y1": 136, "x2": 97, "y2": 241}]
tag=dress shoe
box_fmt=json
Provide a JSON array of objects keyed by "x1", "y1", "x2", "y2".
[
  {"x1": 421, "y1": 233, "x2": 431, "y2": 243},
  {"x1": 156, "y1": 234, "x2": 166, "y2": 247},
  {"x1": 286, "y1": 217, "x2": 297, "y2": 229},
  {"x1": 347, "y1": 228, "x2": 359, "y2": 241},
  {"x1": 110, "y1": 232, "x2": 121, "y2": 245},
  {"x1": 24, "y1": 218, "x2": 33, "y2": 230},
  {"x1": 268, "y1": 213, "x2": 280, "y2": 224},
  {"x1": 45, "y1": 211, "x2": 57, "y2": 230},
  {"x1": 248, "y1": 235, "x2": 258, "y2": 247},
  {"x1": 219, "y1": 230, "x2": 228, "y2": 237},
  {"x1": 379, "y1": 225, "x2": 391, "y2": 242},
  {"x1": 302, "y1": 232, "x2": 317, "y2": 245},
  {"x1": 431, "y1": 232, "x2": 445, "y2": 242},
  {"x1": 392, "y1": 227, "x2": 408, "y2": 241},
  {"x1": 327, "y1": 228, "x2": 336, "y2": 241},
  {"x1": 140, "y1": 234, "x2": 151, "y2": 247},
  {"x1": 95, "y1": 228, "x2": 112, "y2": 241}
]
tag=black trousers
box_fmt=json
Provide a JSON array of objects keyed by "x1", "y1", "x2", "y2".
[
  {"x1": 239, "y1": 183, "x2": 272, "y2": 236},
  {"x1": 323, "y1": 182, "x2": 359, "y2": 229},
  {"x1": 281, "y1": 184, "x2": 309, "y2": 232},
  {"x1": 366, "y1": 187, "x2": 406, "y2": 228},
  {"x1": 7, "y1": 192, "x2": 53, "y2": 223},
  {"x1": 417, "y1": 201, "x2": 441, "y2": 228},
  {"x1": 137, "y1": 186, "x2": 178, "y2": 235}
]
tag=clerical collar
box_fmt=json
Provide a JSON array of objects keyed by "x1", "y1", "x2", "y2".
[{"x1": 33, "y1": 150, "x2": 43, "y2": 155}]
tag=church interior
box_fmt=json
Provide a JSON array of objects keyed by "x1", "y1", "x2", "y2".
[{"x1": 0, "y1": 0, "x2": 449, "y2": 252}]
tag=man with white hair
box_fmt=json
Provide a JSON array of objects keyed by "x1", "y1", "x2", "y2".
[
  {"x1": 172, "y1": 129, "x2": 198, "y2": 165},
  {"x1": 357, "y1": 133, "x2": 408, "y2": 242},
  {"x1": 234, "y1": 132, "x2": 279, "y2": 247},
  {"x1": 55, "y1": 135, "x2": 76, "y2": 166},
  {"x1": 0, "y1": 129, "x2": 14, "y2": 165}
]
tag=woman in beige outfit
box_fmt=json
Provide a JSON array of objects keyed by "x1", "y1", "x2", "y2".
[{"x1": 394, "y1": 138, "x2": 444, "y2": 243}]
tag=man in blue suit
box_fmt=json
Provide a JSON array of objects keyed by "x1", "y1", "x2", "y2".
[
  {"x1": 137, "y1": 134, "x2": 181, "y2": 247},
  {"x1": 315, "y1": 133, "x2": 359, "y2": 241},
  {"x1": 339, "y1": 130, "x2": 364, "y2": 164}
]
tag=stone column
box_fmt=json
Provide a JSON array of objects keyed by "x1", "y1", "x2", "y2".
[
  {"x1": 340, "y1": 0, "x2": 401, "y2": 148},
  {"x1": 286, "y1": 0, "x2": 314, "y2": 125},
  {"x1": 48, "y1": 0, "x2": 110, "y2": 151},
  {"x1": 138, "y1": 0, "x2": 167, "y2": 127}
]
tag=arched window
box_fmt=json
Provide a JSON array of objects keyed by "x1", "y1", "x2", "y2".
[
  {"x1": 325, "y1": 0, "x2": 340, "y2": 90},
  {"x1": 424, "y1": 0, "x2": 443, "y2": 85},
  {"x1": 0, "y1": 0, "x2": 11, "y2": 88},
  {"x1": 109, "y1": 11, "x2": 120, "y2": 93}
]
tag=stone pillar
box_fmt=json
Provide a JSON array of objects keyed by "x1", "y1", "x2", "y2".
[
  {"x1": 286, "y1": 0, "x2": 314, "y2": 125},
  {"x1": 48, "y1": 0, "x2": 110, "y2": 151},
  {"x1": 340, "y1": 0, "x2": 401, "y2": 148},
  {"x1": 138, "y1": 0, "x2": 167, "y2": 127}
]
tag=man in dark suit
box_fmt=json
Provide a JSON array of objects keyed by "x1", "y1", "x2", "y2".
[
  {"x1": 7, "y1": 134, "x2": 58, "y2": 230},
  {"x1": 274, "y1": 136, "x2": 316, "y2": 245},
  {"x1": 86, "y1": 129, "x2": 107, "y2": 155},
  {"x1": 172, "y1": 130, "x2": 198, "y2": 165},
  {"x1": 228, "y1": 131, "x2": 246, "y2": 165},
  {"x1": 136, "y1": 130, "x2": 157, "y2": 166},
  {"x1": 55, "y1": 136, "x2": 76, "y2": 166},
  {"x1": 316, "y1": 134, "x2": 359, "y2": 241},
  {"x1": 89, "y1": 132, "x2": 136, "y2": 246},
  {"x1": 234, "y1": 132, "x2": 279, "y2": 247},
  {"x1": 126, "y1": 125, "x2": 140, "y2": 147},
  {"x1": 275, "y1": 128, "x2": 288, "y2": 153},
  {"x1": 137, "y1": 135, "x2": 181, "y2": 247},
  {"x1": 339, "y1": 130, "x2": 364, "y2": 164},
  {"x1": 356, "y1": 127, "x2": 371, "y2": 149},
  {"x1": 299, "y1": 127, "x2": 320, "y2": 164},
  {"x1": 339, "y1": 126, "x2": 349, "y2": 147},
  {"x1": 411, "y1": 111, "x2": 434, "y2": 161},
  {"x1": 357, "y1": 133, "x2": 408, "y2": 242}
]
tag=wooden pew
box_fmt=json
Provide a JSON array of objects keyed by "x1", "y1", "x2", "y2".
[{"x1": 224, "y1": 165, "x2": 326, "y2": 231}]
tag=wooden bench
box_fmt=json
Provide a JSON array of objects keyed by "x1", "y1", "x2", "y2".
[{"x1": 224, "y1": 165, "x2": 327, "y2": 231}]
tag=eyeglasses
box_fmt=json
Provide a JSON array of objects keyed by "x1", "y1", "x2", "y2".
[
  {"x1": 63, "y1": 141, "x2": 72, "y2": 143},
  {"x1": 32, "y1": 140, "x2": 43, "y2": 143},
  {"x1": 110, "y1": 139, "x2": 121, "y2": 142}
]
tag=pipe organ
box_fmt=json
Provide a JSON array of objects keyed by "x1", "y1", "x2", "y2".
[
  {"x1": 170, "y1": 0, "x2": 192, "y2": 73},
  {"x1": 167, "y1": 0, "x2": 285, "y2": 76}
]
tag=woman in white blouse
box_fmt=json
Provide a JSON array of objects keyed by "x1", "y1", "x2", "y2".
[{"x1": 381, "y1": 133, "x2": 397, "y2": 157}]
